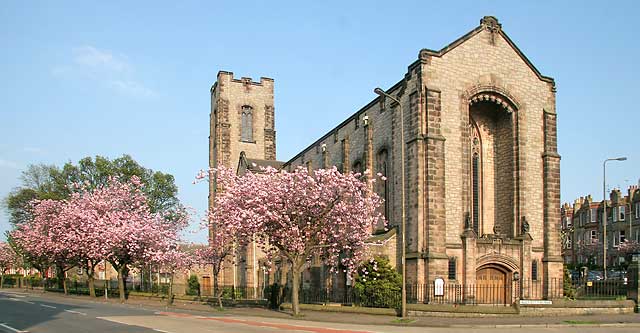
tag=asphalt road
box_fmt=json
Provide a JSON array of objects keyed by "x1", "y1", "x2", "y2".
[{"x1": 1, "y1": 290, "x2": 639, "y2": 333}]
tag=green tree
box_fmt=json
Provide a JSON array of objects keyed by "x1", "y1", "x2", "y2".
[
  {"x1": 353, "y1": 256, "x2": 402, "y2": 308},
  {"x1": 186, "y1": 275, "x2": 200, "y2": 296}
]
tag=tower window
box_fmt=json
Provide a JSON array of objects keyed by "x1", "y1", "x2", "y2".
[
  {"x1": 241, "y1": 106, "x2": 253, "y2": 142},
  {"x1": 531, "y1": 260, "x2": 538, "y2": 281}
]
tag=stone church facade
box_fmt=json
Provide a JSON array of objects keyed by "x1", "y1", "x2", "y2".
[{"x1": 209, "y1": 16, "x2": 563, "y2": 302}]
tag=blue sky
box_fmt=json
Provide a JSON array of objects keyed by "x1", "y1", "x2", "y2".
[{"x1": 1, "y1": 1, "x2": 638, "y2": 243}]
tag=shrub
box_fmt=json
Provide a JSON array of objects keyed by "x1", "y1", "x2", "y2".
[
  {"x1": 353, "y1": 257, "x2": 401, "y2": 308},
  {"x1": 563, "y1": 267, "x2": 576, "y2": 299},
  {"x1": 186, "y1": 275, "x2": 200, "y2": 296}
]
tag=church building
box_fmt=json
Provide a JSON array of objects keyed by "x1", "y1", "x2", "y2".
[{"x1": 209, "y1": 16, "x2": 563, "y2": 303}]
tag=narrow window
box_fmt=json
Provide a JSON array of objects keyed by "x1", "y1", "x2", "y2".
[
  {"x1": 590, "y1": 208, "x2": 597, "y2": 223},
  {"x1": 448, "y1": 258, "x2": 456, "y2": 280},
  {"x1": 620, "y1": 230, "x2": 626, "y2": 244},
  {"x1": 472, "y1": 153, "x2": 480, "y2": 234},
  {"x1": 531, "y1": 260, "x2": 538, "y2": 281},
  {"x1": 241, "y1": 106, "x2": 253, "y2": 142},
  {"x1": 619, "y1": 205, "x2": 626, "y2": 221},
  {"x1": 635, "y1": 202, "x2": 640, "y2": 219},
  {"x1": 376, "y1": 149, "x2": 389, "y2": 220},
  {"x1": 590, "y1": 230, "x2": 597, "y2": 243}
]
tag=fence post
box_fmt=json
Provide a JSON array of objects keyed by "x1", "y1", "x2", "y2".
[{"x1": 627, "y1": 253, "x2": 640, "y2": 312}]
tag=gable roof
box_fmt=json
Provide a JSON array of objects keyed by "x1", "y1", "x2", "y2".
[
  {"x1": 237, "y1": 151, "x2": 285, "y2": 175},
  {"x1": 417, "y1": 16, "x2": 555, "y2": 85}
]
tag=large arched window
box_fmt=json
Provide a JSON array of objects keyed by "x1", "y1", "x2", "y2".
[{"x1": 241, "y1": 105, "x2": 253, "y2": 142}]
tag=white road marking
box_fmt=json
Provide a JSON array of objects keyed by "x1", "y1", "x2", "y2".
[
  {"x1": 6, "y1": 298, "x2": 33, "y2": 304},
  {"x1": 39, "y1": 304, "x2": 57, "y2": 309},
  {"x1": 0, "y1": 322, "x2": 29, "y2": 333},
  {"x1": 153, "y1": 329, "x2": 172, "y2": 333},
  {"x1": 96, "y1": 317, "x2": 130, "y2": 325},
  {"x1": 64, "y1": 309, "x2": 87, "y2": 316}
]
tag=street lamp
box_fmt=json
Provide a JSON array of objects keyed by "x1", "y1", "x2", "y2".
[
  {"x1": 374, "y1": 87, "x2": 406, "y2": 317},
  {"x1": 603, "y1": 157, "x2": 627, "y2": 280}
]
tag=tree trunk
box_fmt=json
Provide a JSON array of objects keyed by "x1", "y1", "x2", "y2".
[
  {"x1": 167, "y1": 274, "x2": 174, "y2": 306},
  {"x1": 213, "y1": 272, "x2": 223, "y2": 309},
  {"x1": 291, "y1": 265, "x2": 301, "y2": 316},
  {"x1": 56, "y1": 266, "x2": 66, "y2": 293},
  {"x1": 1, "y1": 274, "x2": 4, "y2": 288},
  {"x1": 87, "y1": 261, "x2": 96, "y2": 297},
  {"x1": 88, "y1": 275, "x2": 96, "y2": 297},
  {"x1": 117, "y1": 266, "x2": 126, "y2": 302}
]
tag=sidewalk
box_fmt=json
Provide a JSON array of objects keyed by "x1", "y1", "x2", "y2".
[{"x1": 5, "y1": 288, "x2": 640, "y2": 328}]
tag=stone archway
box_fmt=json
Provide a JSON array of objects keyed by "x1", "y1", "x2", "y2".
[{"x1": 475, "y1": 263, "x2": 513, "y2": 304}]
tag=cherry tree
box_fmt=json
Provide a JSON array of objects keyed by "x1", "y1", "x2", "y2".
[
  {"x1": 12, "y1": 199, "x2": 79, "y2": 294},
  {"x1": 0, "y1": 242, "x2": 18, "y2": 288},
  {"x1": 58, "y1": 184, "x2": 119, "y2": 297},
  {"x1": 210, "y1": 165, "x2": 383, "y2": 315},
  {"x1": 148, "y1": 247, "x2": 193, "y2": 305},
  {"x1": 194, "y1": 220, "x2": 242, "y2": 309},
  {"x1": 93, "y1": 176, "x2": 188, "y2": 302},
  {"x1": 194, "y1": 166, "x2": 251, "y2": 309}
]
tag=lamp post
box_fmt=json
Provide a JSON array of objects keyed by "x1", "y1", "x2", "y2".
[
  {"x1": 374, "y1": 87, "x2": 406, "y2": 317},
  {"x1": 603, "y1": 157, "x2": 627, "y2": 280}
]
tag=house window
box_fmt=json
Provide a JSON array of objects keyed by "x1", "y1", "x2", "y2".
[
  {"x1": 609, "y1": 207, "x2": 618, "y2": 223},
  {"x1": 635, "y1": 202, "x2": 640, "y2": 219},
  {"x1": 531, "y1": 260, "x2": 538, "y2": 281},
  {"x1": 241, "y1": 106, "x2": 253, "y2": 142},
  {"x1": 448, "y1": 258, "x2": 456, "y2": 280},
  {"x1": 620, "y1": 230, "x2": 626, "y2": 244},
  {"x1": 619, "y1": 205, "x2": 626, "y2": 221},
  {"x1": 590, "y1": 208, "x2": 597, "y2": 223},
  {"x1": 590, "y1": 230, "x2": 597, "y2": 243},
  {"x1": 614, "y1": 231, "x2": 620, "y2": 247},
  {"x1": 567, "y1": 235, "x2": 572, "y2": 249},
  {"x1": 566, "y1": 216, "x2": 572, "y2": 227}
]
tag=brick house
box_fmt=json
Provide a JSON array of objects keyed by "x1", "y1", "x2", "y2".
[{"x1": 209, "y1": 16, "x2": 563, "y2": 302}]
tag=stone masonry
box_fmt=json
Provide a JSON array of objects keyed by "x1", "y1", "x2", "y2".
[{"x1": 209, "y1": 16, "x2": 564, "y2": 302}]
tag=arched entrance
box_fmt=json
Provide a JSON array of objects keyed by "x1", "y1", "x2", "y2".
[{"x1": 476, "y1": 263, "x2": 512, "y2": 304}]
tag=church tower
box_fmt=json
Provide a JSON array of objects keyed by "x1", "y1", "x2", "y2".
[
  {"x1": 209, "y1": 71, "x2": 276, "y2": 209},
  {"x1": 208, "y1": 71, "x2": 276, "y2": 290}
]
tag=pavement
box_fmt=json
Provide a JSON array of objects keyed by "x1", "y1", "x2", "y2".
[{"x1": 1, "y1": 288, "x2": 640, "y2": 333}]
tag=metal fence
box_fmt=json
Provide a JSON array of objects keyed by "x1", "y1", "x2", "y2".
[{"x1": 2, "y1": 276, "x2": 630, "y2": 307}]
